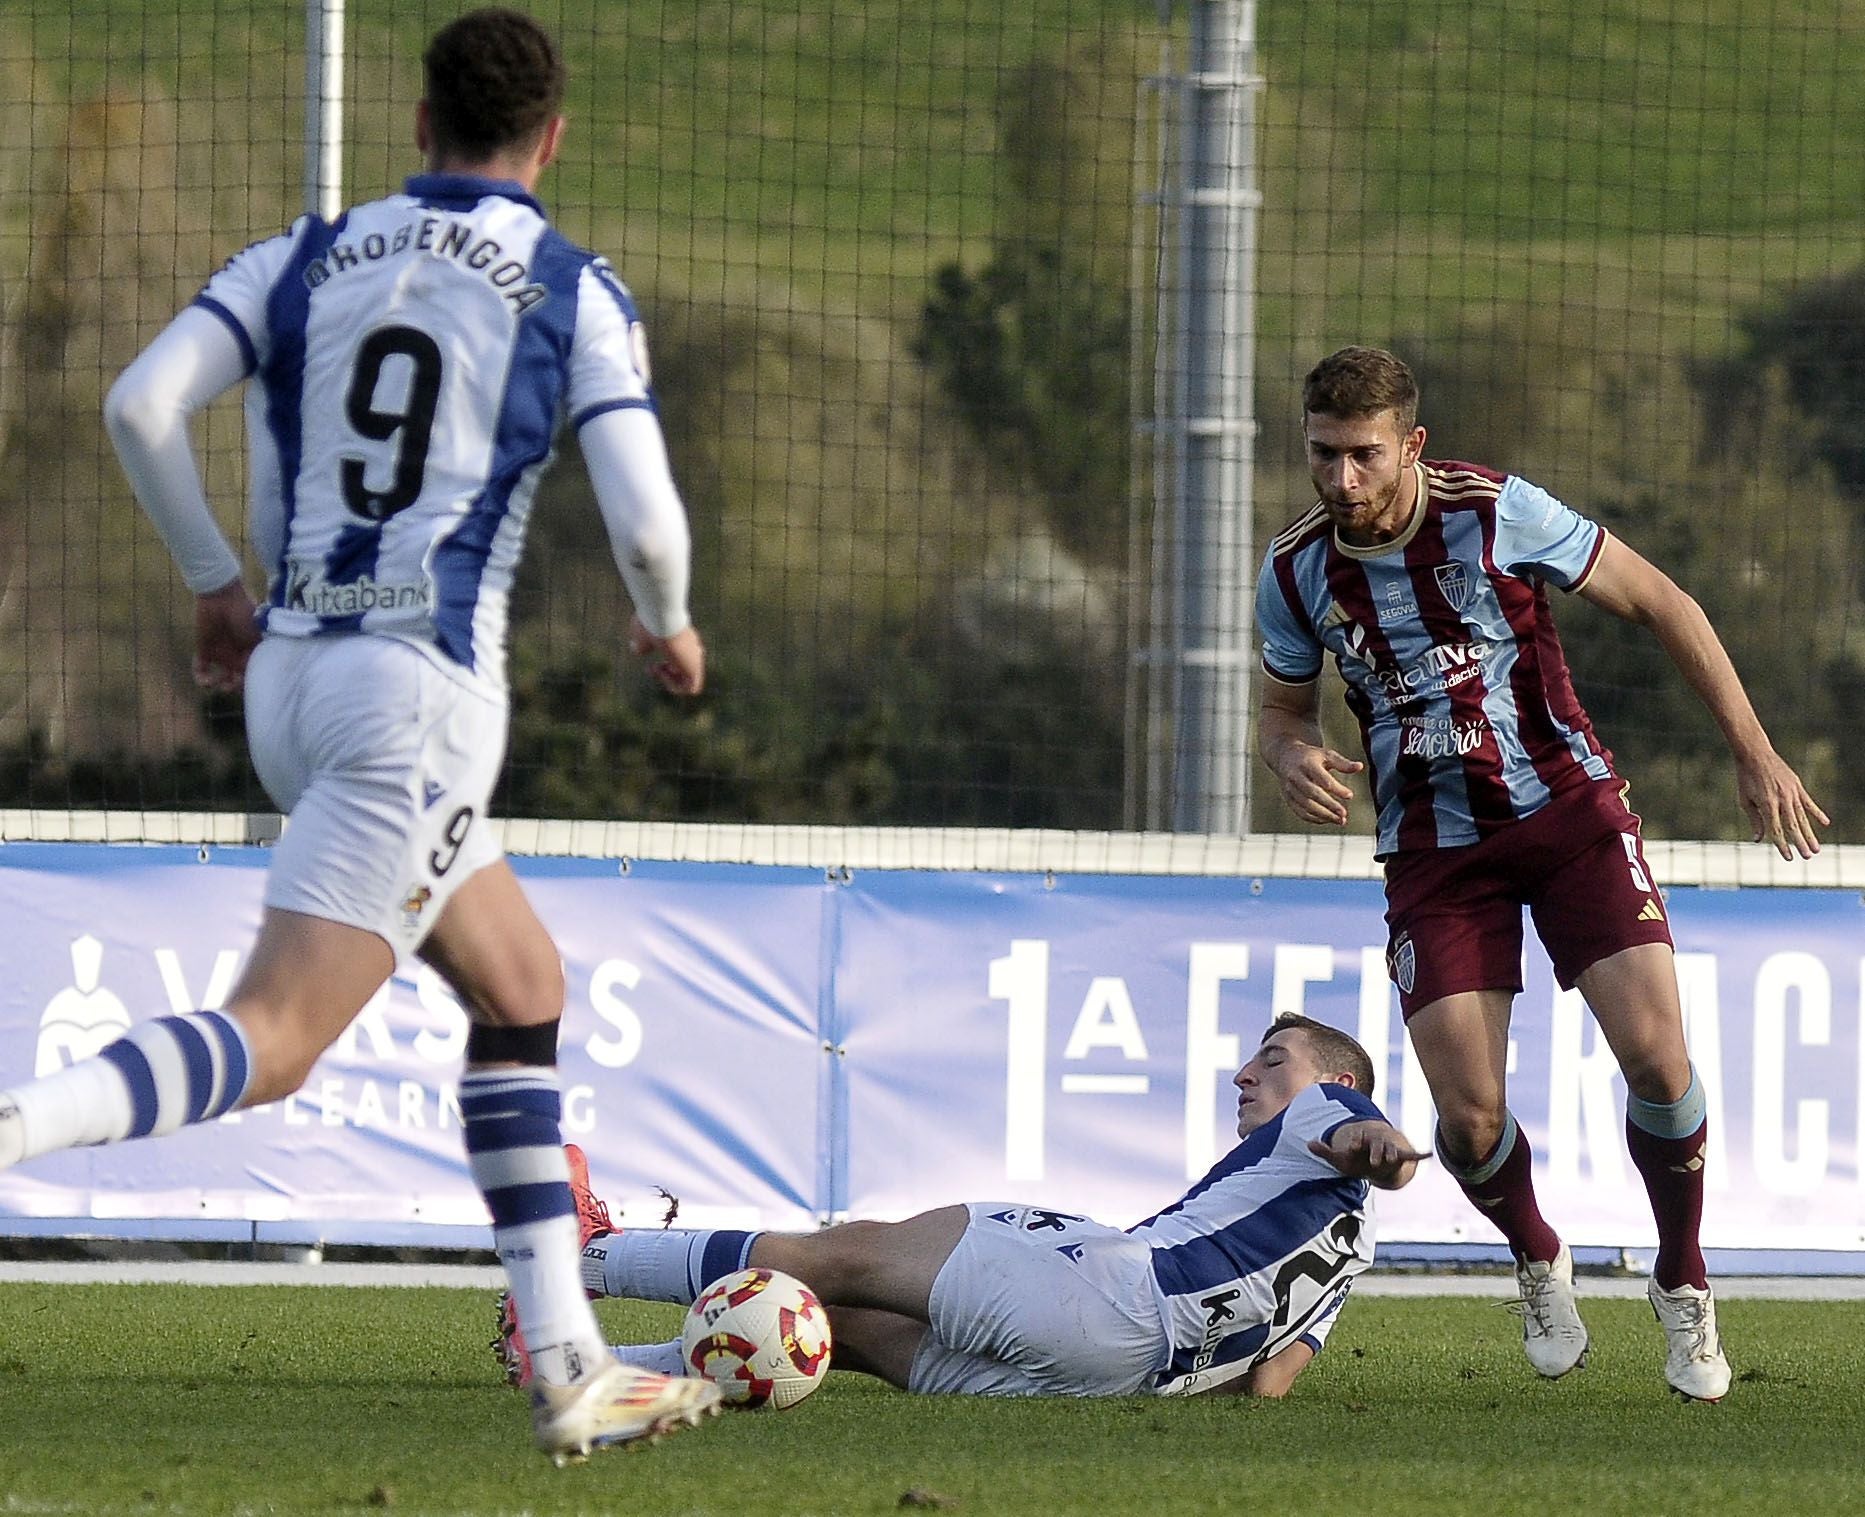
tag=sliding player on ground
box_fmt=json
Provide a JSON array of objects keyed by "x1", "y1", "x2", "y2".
[{"x1": 498, "y1": 1016, "x2": 1424, "y2": 1399}]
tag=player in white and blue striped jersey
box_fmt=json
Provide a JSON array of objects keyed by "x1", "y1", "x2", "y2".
[
  {"x1": 0, "y1": 8, "x2": 718, "y2": 1461},
  {"x1": 191, "y1": 145, "x2": 671, "y2": 693},
  {"x1": 558, "y1": 1015, "x2": 1423, "y2": 1400}
]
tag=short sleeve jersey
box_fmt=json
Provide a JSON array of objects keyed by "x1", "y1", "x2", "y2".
[
  {"x1": 1255, "y1": 460, "x2": 1614, "y2": 855},
  {"x1": 1133, "y1": 1081, "x2": 1383, "y2": 1396},
  {"x1": 192, "y1": 172, "x2": 654, "y2": 692}
]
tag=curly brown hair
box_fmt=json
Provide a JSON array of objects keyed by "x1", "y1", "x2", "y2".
[
  {"x1": 423, "y1": 8, "x2": 566, "y2": 163},
  {"x1": 1302, "y1": 346, "x2": 1419, "y2": 434}
]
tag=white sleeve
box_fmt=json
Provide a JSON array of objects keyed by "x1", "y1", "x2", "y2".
[
  {"x1": 565, "y1": 258, "x2": 653, "y2": 422},
  {"x1": 102, "y1": 305, "x2": 249, "y2": 593},
  {"x1": 1278, "y1": 1082, "x2": 1390, "y2": 1165},
  {"x1": 576, "y1": 405, "x2": 693, "y2": 639}
]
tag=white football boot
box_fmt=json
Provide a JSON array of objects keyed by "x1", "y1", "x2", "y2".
[
  {"x1": 530, "y1": 1359, "x2": 721, "y2": 1466},
  {"x1": 1511, "y1": 1242, "x2": 1590, "y2": 1377},
  {"x1": 1648, "y1": 1279, "x2": 1732, "y2": 1402}
]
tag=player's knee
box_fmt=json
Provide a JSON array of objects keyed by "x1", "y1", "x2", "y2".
[
  {"x1": 1434, "y1": 1104, "x2": 1506, "y2": 1166},
  {"x1": 1616, "y1": 1047, "x2": 1689, "y2": 1105},
  {"x1": 503, "y1": 955, "x2": 563, "y2": 1028},
  {"x1": 491, "y1": 943, "x2": 564, "y2": 1028},
  {"x1": 806, "y1": 1220, "x2": 894, "y2": 1297},
  {"x1": 449, "y1": 947, "x2": 563, "y2": 1030}
]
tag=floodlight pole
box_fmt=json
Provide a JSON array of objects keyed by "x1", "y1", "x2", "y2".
[
  {"x1": 1135, "y1": 2, "x2": 1262, "y2": 834},
  {"x1": 305, "y1": 0, "x2": 346, "y2": 220}
]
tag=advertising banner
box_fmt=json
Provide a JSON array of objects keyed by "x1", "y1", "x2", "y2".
[{"x1": 0, "y1": 844, "x2": 1858, "y2": 1255}]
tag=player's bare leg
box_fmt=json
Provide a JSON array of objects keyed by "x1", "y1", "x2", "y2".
[
  {"x1": 581, "y1": 1203, "x2": 971, "y2": 1327},
  {"x1": 1408, "y1": 989, "x2": 1586, "y2": 1376},
  {"x1": 424, "y1": 862, "x2": 719, "y2": 1458},
  {"x1": 223, "y1": 908, "x2": 395, "y2": 1100},
  {"x1": 818, "y1": 1306, "x2": 930, "y2": 1388},
  {"x1": 419, "y1": 861, "x2": 565, "y2": 1034},
  {"x1": 1575, "y1": 943, "x2": 1692, "y2": 1106},
  {"x1": 749, "y1": 1206, "x2": 971, "y2": 1320},
  {"x1": 1577, "y1": 943, "x2": 1730, "y2": 1400}
]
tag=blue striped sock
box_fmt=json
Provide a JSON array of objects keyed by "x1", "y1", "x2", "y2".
[
  {"x1": 98, "y1": 1011, "x2": 253, "y2": 1138},
  {"x1": 693, "y1": 1230, "x2": 758, "y2": 1296},
  {"x1": 461, "y1": 1068, "x2": 607, "y2": 1385},
  {"x1": 2, "y1": 1011, "x2": 253, "y2": 1160}
]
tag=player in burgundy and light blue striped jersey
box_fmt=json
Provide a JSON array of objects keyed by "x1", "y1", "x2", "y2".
[{"x1": 1255, "y1": 345, "x2": 1828, "y2": 1402}]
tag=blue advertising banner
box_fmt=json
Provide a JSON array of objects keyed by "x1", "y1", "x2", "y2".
[
  {"x1": 0, "y1": 847, "x2": 828, "y2": 1239},
  {"x1": 0, "y1": 844, "x2": 1860, "y2": 1254}
]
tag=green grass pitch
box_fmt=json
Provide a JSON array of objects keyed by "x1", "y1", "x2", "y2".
[{"x1": 0, "y1": 1284, "x2": 1859, "y2": 1515}]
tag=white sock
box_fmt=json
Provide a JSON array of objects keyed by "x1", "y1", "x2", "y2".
[
  {"x1": 460, "y1": 1069, "x2": 609, "y2": 1386},
  {"x1": 583, "y1": 1226, "x2": 757, "y2": 1303},
  {"x1": 0, "y1": 1059, "x2": 130, "y2": 1165},
  {"x1": 610, "y1": 1338, "x2": 687, "y2": 1377},
  {"x1": 0, "y1": 1011, "x2": 253, "y2": 1168}
]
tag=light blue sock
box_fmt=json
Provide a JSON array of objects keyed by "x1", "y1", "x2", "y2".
[
  {"x1": 1627, "y1": 1068, "x2": 1706, "y2": 1138},
  {"x1": 581, "y1": 1227, "x2": 759, "y2": 1303}
]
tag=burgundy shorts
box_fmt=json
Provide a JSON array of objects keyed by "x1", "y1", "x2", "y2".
[{"x1": 1381, "y1": 781, "x2": 1674, "y2": 1019}]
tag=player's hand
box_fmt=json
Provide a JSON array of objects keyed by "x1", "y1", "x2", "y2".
[
  {"x1": 1309, "y1": 1123, "x2": 1428, "y2": 1189},
  {"x1": 1274, "y1": 743, "x2": 1363, "y2": 826},
  {"x1": 192, "y1": 578, "x2": 260, "y2": 693},
  {"x1": 1736, "y1": 751, "x2": 1829, "y2": 860},
  {"x1": 629, "y1": 616, "x2": 705, "y2": 695}
]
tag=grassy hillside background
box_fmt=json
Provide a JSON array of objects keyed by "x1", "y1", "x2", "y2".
[{"x1": 2, "y1": 1, "x2": 1862, "y2": 838}]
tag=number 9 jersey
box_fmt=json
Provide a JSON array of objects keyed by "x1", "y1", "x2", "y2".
[{"x1": 192, "y1": 172, "x2": 655, "y2": 693}]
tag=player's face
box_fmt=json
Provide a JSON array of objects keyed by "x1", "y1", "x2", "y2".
[
  {"x1": 1304, "y1": 409, "x2": 1425, "y2": 545},
  {"x1": 1232, "y1": 1030, "x2": 1328, "y2": 1137}
]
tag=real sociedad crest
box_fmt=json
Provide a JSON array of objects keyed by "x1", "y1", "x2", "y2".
[{"x1": 1433, "y1": 562, "x2": 1471, "y2": 611}]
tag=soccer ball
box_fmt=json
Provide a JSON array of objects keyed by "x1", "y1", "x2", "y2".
[{"x1": 680, "y1": 1266, "x2": 833, "y2": 1409}]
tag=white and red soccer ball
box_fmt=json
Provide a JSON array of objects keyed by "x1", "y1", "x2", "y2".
[{"x1": 680, "y1": 1266, "x2": 833, "y2": 1409}]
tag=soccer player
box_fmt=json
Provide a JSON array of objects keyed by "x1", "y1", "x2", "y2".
[
  {"x1": 498, "y1": 1016, "x2": 1425, "y2": 1399},
  {"x1": 0, "y1": 8, "x2": 719, "y2": 1460},
  {"x1": 1255, "y1": 345, "x2": 1829, "y2": 1401}
]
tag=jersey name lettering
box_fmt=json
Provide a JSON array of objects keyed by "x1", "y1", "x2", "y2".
[{"x1": 302, "y1": 215, "x2": 549, "y2": 314}]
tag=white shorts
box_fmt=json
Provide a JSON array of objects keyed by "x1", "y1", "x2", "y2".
[
  {"x1": 244, "y1": 635, "x2": 505, "y2": 962},
  {"x1": 908, "y1": 1202, "x2": 1167, "y2": 1397}
]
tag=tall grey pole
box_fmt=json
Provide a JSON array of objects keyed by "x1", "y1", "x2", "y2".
[
  {"x1": 1136, "y1": 2, "x2": 1261, "y2": 834},
  {"x1": 305, "y1": 0, "x2": 346, "y2": 219}
]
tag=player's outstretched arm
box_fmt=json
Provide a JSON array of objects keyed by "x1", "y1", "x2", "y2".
[
  {"x1": 1577, "y1": 535, "x2": 1829, "y2": 859},
  {"x1": 1308, "y1": 1120, "x2": 1427, "y2": 1190},
  {"x1": 1259, "y1": 676, "x2": 1363, "y2": 826}
]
